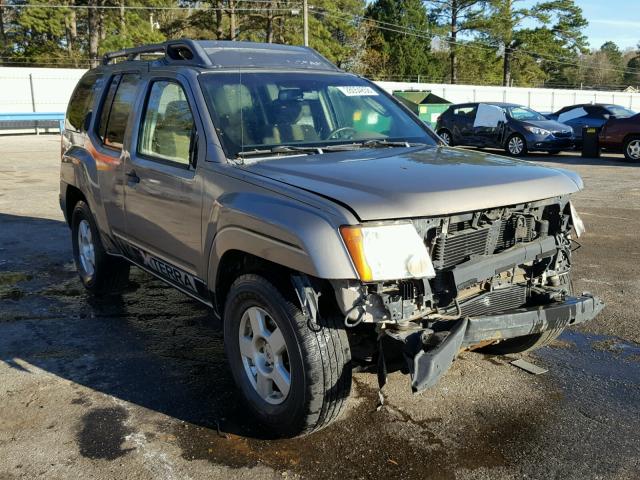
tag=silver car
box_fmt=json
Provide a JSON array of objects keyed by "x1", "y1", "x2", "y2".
[{"x1": 59, "y1": 40, "x2": 603, "y2": 437}]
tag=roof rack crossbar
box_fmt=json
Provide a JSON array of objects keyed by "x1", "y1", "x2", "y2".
[{"x1": 102, "y1": 40, "x2": 212, "y2": 66}]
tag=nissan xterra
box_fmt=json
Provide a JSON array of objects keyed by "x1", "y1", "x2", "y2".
[{"x1": 60, "y1": 40, "x2": 604, "y2": 437}]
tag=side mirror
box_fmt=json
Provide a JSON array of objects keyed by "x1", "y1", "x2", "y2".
[{"x1": 82, "y1": 111, "x2": 92, "y2": 132}]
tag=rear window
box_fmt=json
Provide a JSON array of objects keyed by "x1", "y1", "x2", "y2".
[
  {"x1": 66, "y1": 73, "x2": 103, "y2": 132},
  {"x1": 96, "y1": 73, "x2": 141, "y2": 150}
]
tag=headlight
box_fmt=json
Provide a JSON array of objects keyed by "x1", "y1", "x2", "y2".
[
  {"x1": 340, "y1": 223, "x2": 436, "y2": 282},
  {"x1": 525, "y1": 126, "x2": 551, "y2": 136}
]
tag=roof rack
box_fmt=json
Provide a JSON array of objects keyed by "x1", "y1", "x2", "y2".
[{"x1": 102, "y1": 39, "x2": 212, "y2": 67}]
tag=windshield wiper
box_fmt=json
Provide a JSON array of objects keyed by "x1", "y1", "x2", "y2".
[
  {"x1": 357, "y1": 139, "x2": 424, "y2": 149},
  {"x1": 237, "y1": 145, "x2": 324, "y2": 158}
]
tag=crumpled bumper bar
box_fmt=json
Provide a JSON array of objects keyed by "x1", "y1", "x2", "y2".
[{"x1": 393, "y1": 294, "x2": 604, "y2": 393}]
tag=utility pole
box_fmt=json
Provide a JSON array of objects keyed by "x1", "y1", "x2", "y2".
[{"x1": 303, "y1": 0, "x2": 309, "y2": 47}]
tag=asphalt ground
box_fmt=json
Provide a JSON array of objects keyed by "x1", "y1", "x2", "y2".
[{"x1": 1, "y1": 135, "x2": 639, "y2": 480}]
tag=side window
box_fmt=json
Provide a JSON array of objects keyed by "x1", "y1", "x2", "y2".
[
  {"x1": 453, "y1": 106, "x2": 476, "y2": 118},
  {"x1": 98, "y1": 75, "x2": 120, "y2": 142},
  {"x1": 139, "y1": 81, "x2": 195, "y2": 166},
  {"x1": 66, "y1": 73, "x2": 103, "y2": 132},
  {"x1": 96, "y1": 73, "x2": 140, "y2": 150}
]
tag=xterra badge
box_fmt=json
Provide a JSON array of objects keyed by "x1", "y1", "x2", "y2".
[{"x1": 139, "y1": 250, "x2": 197, "y2": 292}]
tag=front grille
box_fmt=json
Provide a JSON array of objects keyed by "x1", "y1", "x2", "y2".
[
  {"x1": 458, "y1": 285, "x2": 528, "y2": 317},
  {"x1": 432, "y1": 227, "x2": 490, "y2": 269},
  {"x1": 552, "y1": 130, "x2": 572, "y2": 138}
]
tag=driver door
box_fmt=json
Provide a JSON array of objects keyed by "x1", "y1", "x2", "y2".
[{"x1": 122, "y1": 75, "x2": 205, "y2": 283}]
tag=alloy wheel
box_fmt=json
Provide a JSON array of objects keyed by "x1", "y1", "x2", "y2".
[
  {"x1": 508, "y1": 136, "x2": 524, "y2": 155},
  {"x1": 238, "y1": 306, "x2": 291, "y2": 405},
  {"x1": 627, "y1": 140, "x2": 640, "y2": 160},
  {"x1": 77, "y1": 219, "x2": 95, "y2": 277}
]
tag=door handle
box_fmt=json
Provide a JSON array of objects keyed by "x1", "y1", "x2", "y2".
[{"x1": 126, "y1": 170, "x2": 140, "y2": 184}]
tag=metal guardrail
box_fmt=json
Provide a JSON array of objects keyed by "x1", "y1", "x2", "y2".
[{"x1": 0, "y1": 112, "x2": 65, "y2": 133}]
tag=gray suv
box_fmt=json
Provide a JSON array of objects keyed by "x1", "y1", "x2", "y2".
[{"x1": 60, "y1": 40, "x2": 603, "y2": 437}]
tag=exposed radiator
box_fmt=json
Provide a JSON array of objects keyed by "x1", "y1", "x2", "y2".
[
  {"x1": 431, "y1": 215, "x2": 538, "y2": 269},
  {"x1": 432, "y1": 227, "x2": 490, "y2": 269}
]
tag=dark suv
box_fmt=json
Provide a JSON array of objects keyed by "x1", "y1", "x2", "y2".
[
  {"x1": 60, "y1": 40, "x2": 603, "y2": 437},
  {"x1": 436, "y1": 102, "x2": 574, "y2": 156}
]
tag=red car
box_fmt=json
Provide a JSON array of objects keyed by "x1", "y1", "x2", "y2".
[{"x1": 600, "y1": 113, "x2": 640, "y2": 161}]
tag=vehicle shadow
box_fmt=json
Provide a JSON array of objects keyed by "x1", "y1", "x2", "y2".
[{"x1": 0, "y1": 212, "x2": 351, "y2": 441}]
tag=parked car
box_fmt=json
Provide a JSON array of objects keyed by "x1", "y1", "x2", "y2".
[
  {"x1": 436, "y1": 102, "x2": 574, "y2": 156},
  {"x1": 599, "y1": 112, "x2": 640, "y2": 161},
  {"x1": 60, "y1": 40, "x2": 603, "y2": 437},
  {"x1": 547, "y1": 104, "x2": 637, "y2": 146}
]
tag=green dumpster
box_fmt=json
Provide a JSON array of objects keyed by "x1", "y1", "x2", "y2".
[{"x1": 392, "y1": 90, "x2": 451, "y2": 128}]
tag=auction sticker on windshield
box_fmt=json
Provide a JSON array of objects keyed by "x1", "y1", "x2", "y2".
[{"x1": 337, "y1": 86, "x2": 379, "y2": 96}]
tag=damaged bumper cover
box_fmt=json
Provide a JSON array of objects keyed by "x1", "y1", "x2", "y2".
[{"x1": 388, "y1": 293, "x2": 604, "y2": 393}]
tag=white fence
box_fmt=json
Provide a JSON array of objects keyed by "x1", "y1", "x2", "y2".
[
  {"x1": 376, "y1": 81, "x2": 640, "y2": 113},
  {"x1": 1, "y1": 66, "x2": 639, "y2": 127}
]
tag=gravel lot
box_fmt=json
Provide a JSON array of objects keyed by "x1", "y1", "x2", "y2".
[{"x1": 1, "y1": 135, "x2": 639, "y2": 480}]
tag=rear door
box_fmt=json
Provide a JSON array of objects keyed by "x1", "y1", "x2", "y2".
[
  {"x1": 451, "y1": 104, "x2": 478, "y2": 145},
  {"x1": 473, "y1": 104, "x2": 507, "y2": 147},
  {"x1": 122, "y1": 73, "x2": 206, "y2": 293},
  {"x1": 90, "y1": 71, "x2": 142, "y2": 236}
]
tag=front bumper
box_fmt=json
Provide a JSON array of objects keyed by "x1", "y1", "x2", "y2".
[
  {"x1": 527, "y1": 136, "x2": 574, "y2": 151},
  {"x1": 388, "y1": 294, "x2": 604, "y2": 392}
]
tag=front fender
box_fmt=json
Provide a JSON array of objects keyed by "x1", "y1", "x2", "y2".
[{"x1": 205, "y1": 190, "x2": 358, "y2": 291}]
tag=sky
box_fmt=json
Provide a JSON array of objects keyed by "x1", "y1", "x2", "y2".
[
  {"x1": 577, "y1": 0, "x2": 640, "y2": 50},
  {"x1": 520, "y1": 0, "x2": 639, "y2": 51}
]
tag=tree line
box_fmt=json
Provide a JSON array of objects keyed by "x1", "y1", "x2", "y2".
[{"x1": 1, "y1": 0, "x2": 639, "y2": 89}]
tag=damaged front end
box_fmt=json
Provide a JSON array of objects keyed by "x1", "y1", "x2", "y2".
[{"x1": 333, "y1": 196, "x2": 604, "y2": 393}]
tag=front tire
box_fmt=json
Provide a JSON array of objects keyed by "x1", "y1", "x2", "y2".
[
  {"x1": 223, "y1": 274, "x2": 351, "y2": 437},
  {"x1": 481, "y1": 274, "x2": 572, "y2": 355},
  {"x1": 505, "y1": 134, "x2": 528, "y2": 157},
  {"x1": 71, "y1": 201, "x2": 130, "y2": 295},
  {"x1": 623, "y1": 136, "x2": 640, "y2": 161}
]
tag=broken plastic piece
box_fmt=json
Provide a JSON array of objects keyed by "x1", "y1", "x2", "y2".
[{"x1": 510, "y1": 358, "x2": 548, "y2": 375}]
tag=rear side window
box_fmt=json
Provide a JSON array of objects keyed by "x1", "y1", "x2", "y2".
[
  {"x1": 138, "y1": 81, "x2": 195, "y2": 166},
  {"x1": 97, "y1": 73, "x2": 140, "y2": 150},
  {"x1": 454, "y1": 106, "x2": 475, "y2": 118},
  {"x1": 66, "y1": 74, "x2": 103, "y2": 132}
]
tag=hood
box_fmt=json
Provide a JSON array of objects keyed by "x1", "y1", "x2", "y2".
[
  {"x1": 242, "y1": 146, "x2": 583, "y2": 221},
  {"x1": 521, "y1": 119, "x2": 573, "y2": 132}
]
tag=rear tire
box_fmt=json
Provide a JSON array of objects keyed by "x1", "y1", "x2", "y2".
[
  {"x1": 71, "y1": 201, "x2": 130, "y2": 295},
  {"x1": 623, "y1": 136, "x2": 640, "y2": 162},
  {"x1": 223, "y1": 274, "x2": 352, "y2": 437},
  {"x1": 438, "y1": 129, "x2": 453, "y2": 146},
  {"x1": 505, "y1": 134, "x2": 528, "y2": 157}
]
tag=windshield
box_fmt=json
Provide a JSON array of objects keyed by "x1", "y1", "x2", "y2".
[
  {"x1": 505, "y1": 106, "x2": 547, "y2": 121},
  {"x1": 198, "y1": 72, "x2": 436, "y2": 157},
  {"x1": 606, "y1": 105, "x2": 636, "y2": 118}
]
